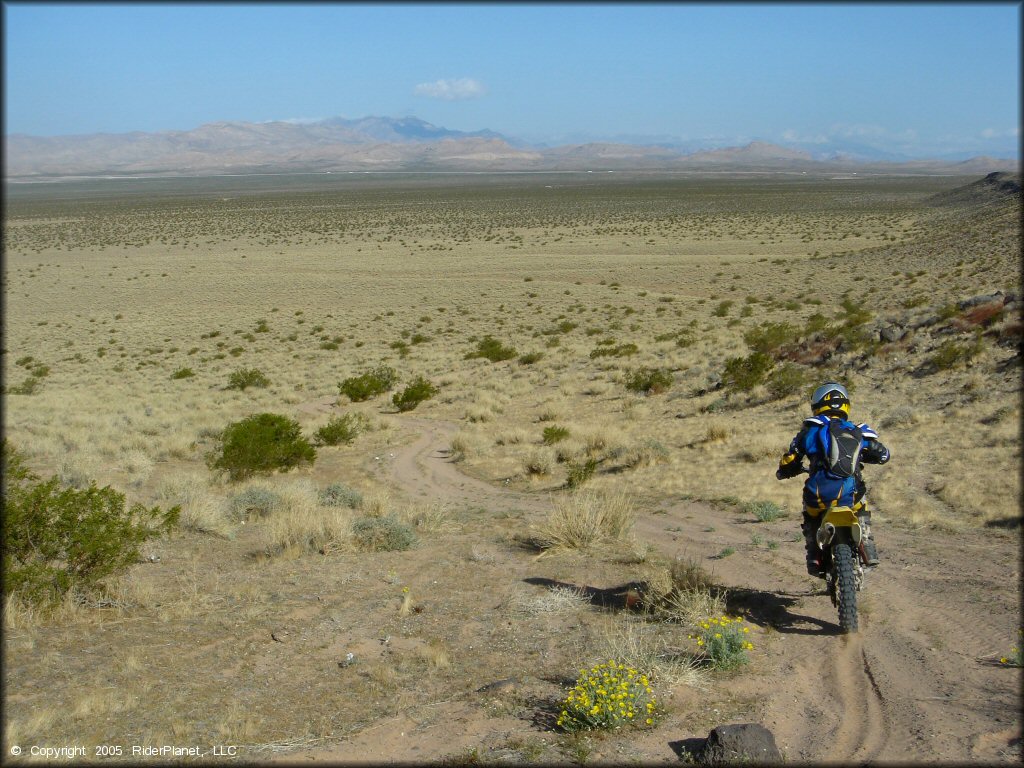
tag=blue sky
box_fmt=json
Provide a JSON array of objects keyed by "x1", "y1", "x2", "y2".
[{"x1": 3, "y1": 2, "x2": 1020, "y2": 158}]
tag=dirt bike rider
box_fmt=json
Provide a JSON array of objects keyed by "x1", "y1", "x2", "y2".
[{"x1": 776, "y1": 382, "x2": 890, "y2": 576}]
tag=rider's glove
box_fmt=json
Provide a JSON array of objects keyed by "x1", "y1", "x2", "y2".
[{"x1": 776, "y1": 452, "x2": 803, "y2": 480}]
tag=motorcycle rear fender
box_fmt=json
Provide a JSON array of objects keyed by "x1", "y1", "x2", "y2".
[{"x1": 815, "y1": 506, "x2": 862, "y2": 549}]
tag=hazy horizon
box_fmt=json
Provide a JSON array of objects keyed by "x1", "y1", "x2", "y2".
[{"x1": 3, "y1": 3, "x2": 1021, "y2": 160}]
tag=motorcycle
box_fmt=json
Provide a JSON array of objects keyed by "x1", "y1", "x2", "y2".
[{"x1": 814, "y1": 503, "x2": 870, "y2": 633}]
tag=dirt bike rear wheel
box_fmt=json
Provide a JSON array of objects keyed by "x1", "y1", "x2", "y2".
[{"x1": 833, "y1": 539, "x2": 859, "y2": 633}]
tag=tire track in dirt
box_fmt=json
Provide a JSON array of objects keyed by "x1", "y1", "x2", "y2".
[
  {"x1": 828, "y1": 635, "x2": 889, "y2": 762},
  {"x1": 384, "y1": 417, "x2": 545, "y2": 517},
  {"x1": 376, "y1": 417, "x2": 1020, "y2": 763},
  {"x1": 383, "y1": 418, "x2": 897, "y2": 761},
  {"x1": 637, "y1": 501, "x2": 896, "y2": 762}
]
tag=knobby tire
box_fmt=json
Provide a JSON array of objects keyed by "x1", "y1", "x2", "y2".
[{"x1": 834, "y1": 539, "x2": 859, "y2": 633}]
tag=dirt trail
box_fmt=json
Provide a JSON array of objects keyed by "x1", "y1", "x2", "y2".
[{"x1": 299, "y1": 417, "x2": 1022, "y2": 763}]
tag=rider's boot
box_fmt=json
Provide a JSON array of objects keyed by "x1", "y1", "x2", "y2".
[
  {"x1": 801, "y1": 513, "x2": 825, "y2": 577},
  {"x1": 860, "y1": 510, "x2": 879, "y2": 566}
]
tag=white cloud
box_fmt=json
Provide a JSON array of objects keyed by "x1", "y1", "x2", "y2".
[
  {"x1": 414, "y1": 78, "x2": 487, "y2": 101},
  {"x1": 981, "y1": 127, "x2": 1019, "y2": 139}
]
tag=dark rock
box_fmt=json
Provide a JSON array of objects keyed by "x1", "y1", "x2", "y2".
[
  {"x1": 959, "y1": 291, "x2": 1005, "y2": 310},
  {"x1": 879, "y1": 325, "x2": 908, "y2": 343},
  {"x1": 696, "y1": 723, "x2": 783, "y2": 764}
]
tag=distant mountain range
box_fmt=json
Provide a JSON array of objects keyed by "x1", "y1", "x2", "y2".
[{"x1": 4, "y1": 115, "x2": 1019, "y2": 179}]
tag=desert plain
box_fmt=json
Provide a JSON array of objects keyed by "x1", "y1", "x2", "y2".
[{"x1": 2, "y1": 170, "x2": 1021, "y2": 764}]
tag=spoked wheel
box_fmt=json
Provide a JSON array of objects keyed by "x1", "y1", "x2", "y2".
[{"x1": 833, "y1": 540, "x2": 859, "y2": 633}]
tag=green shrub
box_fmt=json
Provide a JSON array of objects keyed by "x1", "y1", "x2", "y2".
[
  {"x1": 228, "y1": 486, "x2": 282, "y2": 520},
  {"x1": 765, "y1": 363, "x2": 809, "y2": 401},
  {"x1": 804, "y1": 312, "x2": 831, "y2": 335},
  {"x1": 623, "y1": 367, "x2": 674, "y2": 395},
  {"x1": 226, "y1": 367, "x2": 270, "y2": 391},
  {"x1": 352, "y1": 516, "x2": 417, "y2": 552},
  {"x1": 6, "y1": 377, "x2": 40, "y2": 395},
  {"x1": 712, "y1": 300, "x2": 734, "y2": 317},
  {"x1": 208, "y1": 413, "x2": 316, "y2": 481},
  {"x1": 937, "y1": 303, "x2": 960, "y2": 321},
  {"x1": 469, "y1": 335, "x2": 517, "y2": 362},
  {"x1": 722, "y1": 352, "x2": 773, "y2": 393},
  {"x1": 689, "y1": 615, "x2": 754, "y2": 670},
  {"x1": 314, "y1": 413, "x2": 368, "y2": 446},
  {"x1": 675, "y1": 331, "x2": 696, "y2": 348},
  {"x1": 566, "y1": 457, "x2": 598, "y2": 488},
  {"x1": 3, "y1": 441, "x2": 178, "y2": 604},
  {"x1": 930, "y1": 335, "x2": 984, "y2": 371},
  {"x1": 392, "y1": 376, "x2": 438, "y2": 412},
  {"x1": 171, "y1": 367, "x2": 195, "y2": 380},
  {"x1": 840, "y1": 297, "x2": 872, "y2": 327},
  {"x1": 590, "y1": 343, "x2": 639, "y2": 359},
  {"x1": 744, "y1": 322, "x2": 798, "y2": 356},
  {"x1": 744, "y1": 500, "x2": 785, "y2": 522},
  {"x1": 542, "y1": 425, "x2": 571, "y2": 445},
  {"x1": 339, "y1": 365, "x2": 398, "y2": 402},
  {"x1": 319, "y1": 483, "x2": 363, "y2": 509},
  {"x1": 518, "y1": 351, "x2": 544, "y2": 365}
]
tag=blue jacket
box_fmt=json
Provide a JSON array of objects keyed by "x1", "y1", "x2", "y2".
[{"x1": 777, "y1": 414, "x2": 890, "y2": 481}]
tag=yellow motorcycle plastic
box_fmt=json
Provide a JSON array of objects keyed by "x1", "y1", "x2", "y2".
[{"x1": 815, "y1": 505, "x2": 862, "y2": 549}]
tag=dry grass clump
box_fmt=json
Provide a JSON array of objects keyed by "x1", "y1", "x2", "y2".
[
  {"x1": 464, "y1": 391, "x2": 505, "y2": 423},
  {"x1": 464, "y1": 404, "x2": 495, "y2": 423},
  {"x1": 155, "y1": 473, "x2": 235, "y2": 538},
  {"x1": 553, "y1": 437, "x2": 589, "y2": 464},
  {"x1": 515, "y1": 585, "x2": 592, "y2": 615},
  {"x1": 736, "y1": 439, "x2": 780, "y2": 464},
  {"x1": 395, "y1": 500, "x2": 458, "y2": 534},
  {"x1": 640, "y1": 556, "x2": 726, "y2": 626},
  {"x1": 448, "y1": 428, "x2": 489, "y2": 461},
  {"x1": 702, "y1": 423, "x2": 730, "y2": 443},
  {"x1": 530, "y1": 488, "x2": 636, "y2": 553},
  {"x1": 594, "y1": 616, "x2": 709, "y2": 690},
  {"x1": 523, "y1": 446, "x2": 556, "y2": 477},
  {"x1": 259, "y1": 480, "x2": 353, "y2": 556},
  {"x1": 360, "y1": 488, "x2": 391, "y2": 517},
  {"x1": 619, "y1": 439, "x2": 671, "y2": 469},
  {"x1": 493, "y1": 427, "x2": 531, "y2": 446},
  {"x1": 536, "y1": 398, "x2": 568, "y2": 422},
  {"x1": 53, "y1": 449, "x2": 101, "y2": 490}
]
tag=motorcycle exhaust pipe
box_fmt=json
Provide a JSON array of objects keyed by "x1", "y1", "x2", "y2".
[{"x1": 816, "y1": 523, "x2": 836, "y2": 549}]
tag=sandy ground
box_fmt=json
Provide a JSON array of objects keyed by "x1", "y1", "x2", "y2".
[{"x1": 271, "y1": 416, "x2": 1021, "y2": 764}]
